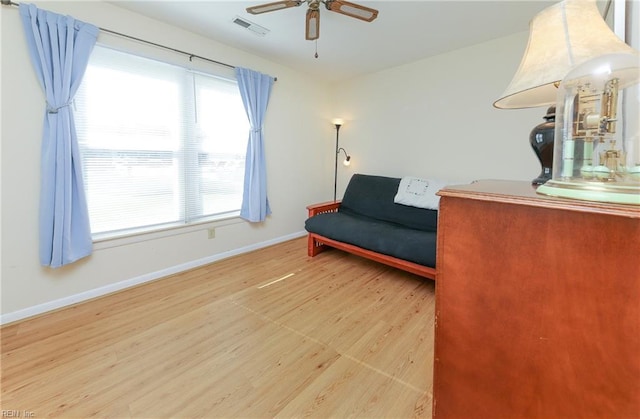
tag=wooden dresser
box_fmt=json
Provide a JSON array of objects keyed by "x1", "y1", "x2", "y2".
[{"x1": 432, "y1": 180, "x2": 640, "y2": 418}]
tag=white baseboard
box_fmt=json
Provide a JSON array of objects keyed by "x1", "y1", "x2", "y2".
[{"x1": 0, "y1": 231, "x2": 307, "y2": 325}]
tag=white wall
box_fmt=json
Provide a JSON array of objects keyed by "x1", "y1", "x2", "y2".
[
  {"x1": 0, "y1": 1, "x2": 333, "y2": 320},
  {"x1": 329, "y1": 31, "x2": 544, "y2": 191}
]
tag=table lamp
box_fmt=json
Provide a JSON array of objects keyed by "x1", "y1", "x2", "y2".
[{"x1": 493, "y1": 0, "x2": 636, "y2": 185}]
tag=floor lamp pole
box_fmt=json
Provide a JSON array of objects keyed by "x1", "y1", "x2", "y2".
[{"x1": 333, "y1": 123, "x2": 341, "y2": 201}]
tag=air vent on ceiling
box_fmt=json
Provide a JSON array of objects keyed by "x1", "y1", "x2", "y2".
[{"x1": 232, "y1": 16, "x2": 270, "y2": 36}]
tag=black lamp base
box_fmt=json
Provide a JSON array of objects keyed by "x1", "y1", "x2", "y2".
[
  {"x1": 531, "y1": 173, "x2": 552, "y2": 186},
  {"x1": 529, "y1": 106, "x2": 555, "y2": 186}
]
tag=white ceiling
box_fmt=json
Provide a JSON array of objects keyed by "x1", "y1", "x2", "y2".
[{"x1": 111, "y1": 0, "x2": 560, "y2": 83}]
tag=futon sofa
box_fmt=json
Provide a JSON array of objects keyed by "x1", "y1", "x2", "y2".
[{"x1": 304, "y1": 174, "x2": 441, "y2": 279}]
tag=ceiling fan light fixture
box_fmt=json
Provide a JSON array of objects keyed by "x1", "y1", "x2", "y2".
[
  {"x1": 306, "y1": 9, "x2": 320, "y2": 40},
  {"x1": 246, "y1": 0, "x2": 378, "y2": 41}
]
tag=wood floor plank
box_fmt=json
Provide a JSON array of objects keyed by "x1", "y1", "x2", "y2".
[
  {"x1": 274, "y1": 355, "x2": 430, "y2": 418},
  {"x1": 1, "y1": 237, "x2": 435, "y2": 417},
  {"x1": 232, "y1": 255, "x2": 435, "y2": 393},
  {"x1": 128, "y1": 316, "x2": 342, "y2": 418}
]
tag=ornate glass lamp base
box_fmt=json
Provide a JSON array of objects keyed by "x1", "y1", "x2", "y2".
[{"x1": 537, "y1": 180, "x2": 640, "y2": 205}]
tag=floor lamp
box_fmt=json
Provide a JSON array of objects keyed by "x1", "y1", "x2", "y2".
[{"x1": 332, "y1": 119, "x2": 351, "y2": 201}]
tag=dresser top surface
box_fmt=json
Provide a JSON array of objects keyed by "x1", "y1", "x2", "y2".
[{"x1": 438, "y1": 180, "x2": 640, "y2": 219}]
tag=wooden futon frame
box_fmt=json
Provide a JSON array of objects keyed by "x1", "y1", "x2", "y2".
[{"x1": 306, "y1": 201, "x2": 436, "y2": 280}]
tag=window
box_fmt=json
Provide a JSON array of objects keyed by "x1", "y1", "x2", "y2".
[{"x1": 75, "y1": 46, "x2": 249, "y2": 239}]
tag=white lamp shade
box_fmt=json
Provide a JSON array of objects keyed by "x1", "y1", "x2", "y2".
[{"x1": 494, "y1": 0, "x2": 637, "y2": 109}]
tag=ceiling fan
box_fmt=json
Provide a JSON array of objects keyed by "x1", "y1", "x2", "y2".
[{"x1": 246, "y1": 0, "x2": 379, "y2": 41}]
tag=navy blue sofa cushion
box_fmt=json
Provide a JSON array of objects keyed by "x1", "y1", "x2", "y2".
[
  {"x1": 304, "y1": 174, "x2": 439, "y2": 268},
  {"x1": 340, "y1": 174, "x2": 438, "y2": 232},
  {"x1": 304, "y1": 212, "x2": 437, "y2": 267}
]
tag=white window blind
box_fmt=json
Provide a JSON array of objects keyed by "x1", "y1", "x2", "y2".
[{"x1": 75, "y1": 45, "x2": 249, "y2": 239}]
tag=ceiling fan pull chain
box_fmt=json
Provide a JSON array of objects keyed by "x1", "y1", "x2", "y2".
[{"x1": 315, "y1": 39, "x2": 319, "y2": 58}]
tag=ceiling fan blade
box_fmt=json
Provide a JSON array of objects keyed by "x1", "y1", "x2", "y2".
[
  {"x1": 325, "y1": 0, "x2": 378, "y2": 22},
  {"x1": 306, "y1": 8, "x2": 320, "y2": 40},
  {"x1": 246, "y1": 1, "x2": 303, "y2": 15}
]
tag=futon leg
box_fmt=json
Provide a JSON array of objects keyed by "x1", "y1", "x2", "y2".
[{"x1": 307, "y1": 235, "x2": 326, "y2": 257}]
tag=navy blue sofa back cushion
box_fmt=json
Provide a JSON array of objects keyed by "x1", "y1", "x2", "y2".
[{"x1": 339, "y1": 174, "x2": 438, "y2": 232}]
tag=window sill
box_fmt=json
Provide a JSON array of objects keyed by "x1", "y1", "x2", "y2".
[{"x1": 92, "y1": 211, "x2": 243, "y2": 251}]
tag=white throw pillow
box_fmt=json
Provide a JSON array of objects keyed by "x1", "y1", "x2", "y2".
[{"x1": 393, "y1": 177, "x2": 448, "y2": 209}]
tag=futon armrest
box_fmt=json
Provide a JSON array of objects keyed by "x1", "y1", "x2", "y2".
[{"x1": 307, "y1": 201, "x2": 341, "y2": 217}]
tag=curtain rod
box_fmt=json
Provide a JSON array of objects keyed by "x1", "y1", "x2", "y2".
[{"x1": 1, "y1": 0, "x2": 277, "y2": 81}]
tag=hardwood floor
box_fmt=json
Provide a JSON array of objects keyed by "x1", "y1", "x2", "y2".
[{"x1": 1, "y1": 237, "x2": 436, "y2": 418}]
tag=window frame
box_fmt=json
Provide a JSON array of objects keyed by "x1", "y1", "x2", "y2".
[{"x1": 75, "y1": 43, "x2": 248, "y2": 243}]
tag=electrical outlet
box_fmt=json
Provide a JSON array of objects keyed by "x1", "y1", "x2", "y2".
[{"x1": 207, "y1": 227, "x2": 215, "y2": 239}]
